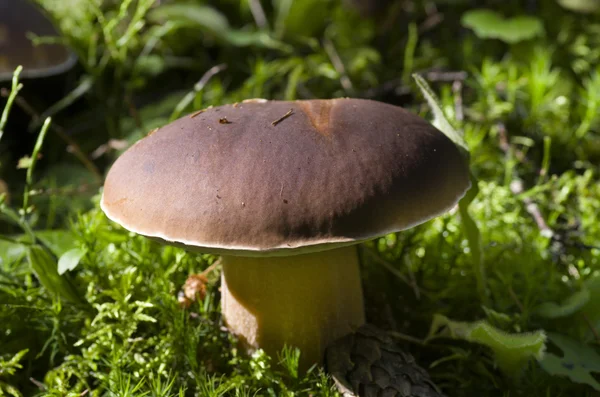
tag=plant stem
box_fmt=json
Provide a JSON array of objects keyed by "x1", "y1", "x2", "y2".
[
  {"x1": 2, "y1": 91, "x2": 103, "y2": 182},
  {"x1": 0, "y1": 66, "x2": 23, "y2": 144},
  {"x1": 23, "y1": 118, "x2": 52, "y2": 213}
]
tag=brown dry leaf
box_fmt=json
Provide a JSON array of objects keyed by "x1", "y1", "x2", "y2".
[{"x1": 179, "y1": 273, "x2": 208, "y2": 308}]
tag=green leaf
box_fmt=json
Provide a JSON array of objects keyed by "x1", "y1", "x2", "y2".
[
  {"x1": 427, "y1": 314, "x2": 546, "y2": 378},
  {"x1": 582, "y1": 274, "x2": 600, "y2": 320},
  {"x1": 224, "y1": 31, "x2": 292, "y2": 52},
  {"x1": 36, "y1": 230, "x2": 77, "y2": 257},
  {"x1": 133, "y1": 54, "x2": 166, "y2": 77},
  {"x1": 0, "y1": 349, "x2": 28, "y2": 375},
  {"x1": 150, "y1": 3, "x2": 230, "y2": 37},
  {"x1": 557, "y1": 0, "x2": 600, "y2": 13},
  {"x1": 427, "y1": 313, "x2": 471, "y2": 340},
  {"x1": 535, "y1": 288, "x2": 590, "y2": 319},
  {"x1": 538, "y1": 333, "x2": 600, "y2": 391},
  {"x1": 27, "y1": 245, "x2": 82, "y2": 303},
  {"x1": 0, "y1": 382, "x2": 23, "y2": 397},
  {"x1": 482, "y1": 306, "x2": 514, "y2": 328},
  {"x1": 16, "y1": 156, "x2": 33, "y2": 170},
  {"x1": 412, "y1": 73, "x2": 468, "y2": 152},
  {"x1": 150, "y1": 3, "x2": 291, "y2": 51},
  {"x1": 273, "y1": 0, "x2": 330, "y2": 39},
  {"x1": 0, "y1": 349, "x2": 28, "y2": 395},
  {"x1": 469, "y1": 322, "x2": 546, "y2": 378},
  {"x1": 57, "y1": 248, "x2": 87, "y2": 275},
  {"x1": 458, "y1": 174, "x2": 487, "y2": 302},
  {"x1": 134, "y1": 313, "x2": 157, "y2": 323},
  {"x1": 461, "y1": 10, "x2": 545, "y2": 44},
  {"x1": 0, "y1": 239, "x2": 27, "y2": 267},
  {"x1": 412, "y1": 74, "x2": 486, "y2": 302}
]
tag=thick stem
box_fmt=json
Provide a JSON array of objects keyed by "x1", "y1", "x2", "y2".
[{"x1": 221, "y1": 246, "x2": 365, "y2": 368}]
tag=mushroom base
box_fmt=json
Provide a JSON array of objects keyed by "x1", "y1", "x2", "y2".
[{"x1": 220, "y1": 246, "x2": 365, "y2": 369}]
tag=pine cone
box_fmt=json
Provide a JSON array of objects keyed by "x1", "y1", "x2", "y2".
[{"x1": 325, "y1": 324, "x2": 445, "y2": 397}]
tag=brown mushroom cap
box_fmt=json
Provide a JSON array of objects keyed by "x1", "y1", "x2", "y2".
[
  {"x1": 0, "y1": 0, "x2": 76, "y2": 82},
  {"x1": 101, "y1": 98, "x2": 470, "y2": 256}
]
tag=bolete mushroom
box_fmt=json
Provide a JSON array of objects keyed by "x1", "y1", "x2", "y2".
[
  {"x1": 101, "y1": 98, "x2": 470, "y2": 367},
  {"x1": 0, "y1": 0, "x2": 76, "y2": 82}
]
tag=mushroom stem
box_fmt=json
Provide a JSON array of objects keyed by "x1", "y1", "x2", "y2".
[{"x1": 221, "y1": 245, "x2": 365, "y2": 368}]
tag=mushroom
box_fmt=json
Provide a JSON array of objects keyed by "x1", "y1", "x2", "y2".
[
  {"x1": 0, "y1": 0, "x2": 76, "y2": 82},
  {"x1": 101, "y1": 98, "x2": 470, "y2": 368}
]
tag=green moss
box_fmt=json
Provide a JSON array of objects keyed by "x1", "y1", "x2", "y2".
[{"x1": 1, "y1": 0, "x2": 600, "y2": 395}]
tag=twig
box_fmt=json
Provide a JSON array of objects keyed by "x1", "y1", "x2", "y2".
[
  {"x1": 499, "y1": 123, "x2": 553, "y2": 237},
  {"x1": 30, "y1": 76, "x2": 94, "y2": 131},
  {"x1": 497, "y1": 123, "x2": 529, "y2": 164},
  {"x1": 323, "y1": 37, "x2": 354, "y2": 94},
  {"x1": 171, "y1": 64, "x2": 227, "y2": 120},
  {"x1": 418, "y1": 11, "x2": 444, "y2": 33},
  {"x1": 248, "y1": 0, "x2": 268, "y2": 30},
  {"x1": 125, "y1": 94, "x2": 143, "y2": 130},
  {"x1": 361, "y1": 78, "x2": 409, "y2": 98},
  {"x1": 452, "y1": 80, "x2": 464, "y2": 122},
  {"x1": 90, "y1": 139, "x2": 128, "y2": 159},
  {"x1": 388, "y1": 330, "x2": 426, "y2": 346},
  {"x1": 296, "y1": 82, "x2": 316, "y2": 99},
  {"x1": 361, "y1": 247, "x2": 409, "y2": 283},
  {"x1": 28, "y1": 182, "x2": 101, "y2": 197},
  {"x1": 510, "y1": 180, "x2": 554, "y2": 238},
  {"x1": 424, "y1": 0, "x2": 438, "y2": 15},
  {"x1": 360, "y1": 246, "x2": 430, "y2": 300},
  {"x1": 271, "y1": 109, "x2": 294, "y2": 126},
  {"x1": 381, "y1": 0, "x2": 403, "y2": 33},
  {"x1": 424, "y1": 70, "x2": 468, "y2": 82},
  {"x1": 189, "y1": 109, "x2": 205, "y2": 118},
  {"x1": 582, "y1": 313, "x2": 600, "y2": 344},
  {"x1": 29, "y1": 377, "x2": 46, "y2": 390},
  {"x1": 1, "y1": 89, "x2": 102, "y2": 182},
  {"x1": 178, "y1": 259, "x2": 221, "y2": 308},
  {"x1": 201, "y1": 258, "x2": 221, "y2": 277},
  {"x1": 195, "y1": 64, "x2": 228, "y2": 93},
  {"x1": 567, "y1": 264, "x2": 581, "y2": 279},
  {"x1": 507, "y1": 284, "x2": 525, "y2": 313},
  {"x1": 403, "y1": 255, "x2": 421, "y2": 300},
  {"x1": 383, "y1": 303, "x2": 398, "y2": 330}
]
